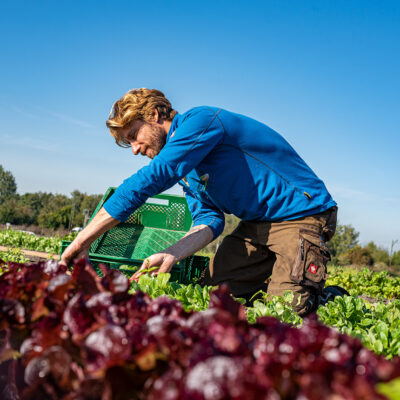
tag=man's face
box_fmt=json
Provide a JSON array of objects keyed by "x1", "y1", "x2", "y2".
[{"x1": 120, "y1": 119, "x2": 166, "y2": 159}]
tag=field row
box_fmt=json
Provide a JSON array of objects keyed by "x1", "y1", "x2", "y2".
[{"x1": 0, "y1": 229, "x2": 77, "y2": 254}]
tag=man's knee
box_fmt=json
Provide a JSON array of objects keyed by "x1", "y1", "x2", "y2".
[
  {"x1": 292, "y1": 289, "x2": 320, "y2": 317},
  {"x1": 268, "y1": 283, "x2": 321, "y2": 317}
]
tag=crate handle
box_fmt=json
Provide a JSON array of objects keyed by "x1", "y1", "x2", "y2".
[{"x1": 145, "y1": 198, "x2": 169, "y2": 206}]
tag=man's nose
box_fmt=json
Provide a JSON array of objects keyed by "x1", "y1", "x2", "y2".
[{"x1": 131, "y1": 142, "x2": 140, "y2": 155}]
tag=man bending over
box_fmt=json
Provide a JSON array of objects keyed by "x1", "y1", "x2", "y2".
[{"x1": 61, "y1": 88, "x2": 337, "y2": 316}]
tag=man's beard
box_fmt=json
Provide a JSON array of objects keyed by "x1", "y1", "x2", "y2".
[{"x1": 148, "y1": 124, "x2": 167, "y2": 158}]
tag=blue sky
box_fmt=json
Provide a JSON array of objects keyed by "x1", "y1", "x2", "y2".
[{"x1": 0, "y1": 0, "x2": 399, "y2": 248}]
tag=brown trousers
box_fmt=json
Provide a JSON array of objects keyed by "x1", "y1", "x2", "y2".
[{"x1": 205, "y1": 207, "x2": 337, "y2": 316}]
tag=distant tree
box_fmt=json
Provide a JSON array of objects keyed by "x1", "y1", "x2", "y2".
[
  {"x1": 343, "y1": 245, "x2": 373, "y2": 266},
  {"x1": 389, "y1": 240, "x2": 399, "y2": 268},
  {"x1": 66, "y1": 191, "x2": 102, "y2": 227},
  {"x1": 54, "y1": 205, "x2": 73, "y2": 229},
  {"x1": 18, "y1": 192, "x2": 53, "y2": 225},
  {"x1": 327, "y1": 224, "x2": 359, "y2": 265},
  {"x1": 0, "y1": 197, "x2": 32, "y2": 225},
  {"x1": 69, "y1": 190, "x2": 85, "y2": 228},
  {"x1": 38, "y1": 205, "x2": 72, "y2": 229},
  {"x1": 37, "y1": 194, "x2": 71, "y2": 228},
  {"x1": 79, "y1": 194, "x2": 103, "y2": 225},
  {"x1": 0, "y1": 198, "x2": 15, "y2": 223},
  {"x1": 392, "y1": 251, "x2": 400, "y2": 267},
  {"x1": 365, "y1": 241, "x2": 390, "y2": 265},
  {"x1": 0, "y1": 165, "x2": 17, "y2": 204},
  {"x1": 80, "y1": 194, "x2": 103, "y2": 216}
]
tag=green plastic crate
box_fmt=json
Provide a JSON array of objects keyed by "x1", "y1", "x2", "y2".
[{"x1": 60, "y1": 188, "x2": 209, "y2": 284}]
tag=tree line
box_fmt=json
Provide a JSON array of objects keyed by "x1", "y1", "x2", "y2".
[
  {"x1": 0, "y1": 165, "x2": 101, "y2": 229},
  {"x1": 327, "y1": 224, "x2": 400, "y2": 268}
]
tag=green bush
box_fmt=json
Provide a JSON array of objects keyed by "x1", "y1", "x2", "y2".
[{"x1": 343, "y1": 245, "x2": 373, "y2": 266}]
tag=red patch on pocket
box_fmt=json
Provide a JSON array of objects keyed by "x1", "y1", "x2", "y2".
[{"x1": 308, "y1": 263, "x2": 318, "y2": 274}]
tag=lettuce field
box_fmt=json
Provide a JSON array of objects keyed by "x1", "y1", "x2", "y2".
[
  {"x1": 0, "y1": 229, "x2": 76, "y2": 263},
  {"x1": 1, "y1": 229, "x2": 400, "y2": 399},
  {"x1": 0, "y1": 229, "x2": 77, "y2": 255}
]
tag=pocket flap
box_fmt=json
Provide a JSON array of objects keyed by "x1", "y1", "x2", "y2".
[{"x1": 300, "y1": 228, "x2": 328, "y2": 252}]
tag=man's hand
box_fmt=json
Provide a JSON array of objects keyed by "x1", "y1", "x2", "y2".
[
  {"x1": 130, "y1": 224, "x2": 213, "y2": 283},
  {"x1": 59, "y1": 207, "x2": 119, "y2": 268},
  {"x1": 130, "y1": 253, "x2": 178, "y2": 282},
  {"x1": 59, "y1": 241, "x2": 90, "y2": 267}
]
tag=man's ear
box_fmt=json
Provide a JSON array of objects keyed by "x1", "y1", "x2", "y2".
[{"x1": 152, "y1": 108, "x2": 161, "y2": 123}]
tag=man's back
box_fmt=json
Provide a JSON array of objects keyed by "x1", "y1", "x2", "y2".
[{"x1": 170, "y1": 106, "x2": 336, "y2": 223}]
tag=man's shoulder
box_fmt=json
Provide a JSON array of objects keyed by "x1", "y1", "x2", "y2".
[
  {"x1": 181, "y1": 106, "x2": 222, "y2": 121},
  {"x1": 181, "y1": 106, "x2": 262, "y2": 128}
]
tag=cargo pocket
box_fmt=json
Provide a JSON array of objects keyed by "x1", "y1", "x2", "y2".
[{"x1": 290, "y1": 228, "x2": 330, "y2": 292}]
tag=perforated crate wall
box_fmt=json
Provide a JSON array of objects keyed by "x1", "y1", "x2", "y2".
[{"x1": 89, "y1": 189, "x2": 192, "y2": 260}]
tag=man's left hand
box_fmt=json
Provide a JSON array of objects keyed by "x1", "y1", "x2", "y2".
[
  {"x1": 130, "y1": 253, "x2": 178, "y2": 282},
  {"x1": 129, "y1": 225, "x2": 213, "y2": 283}
]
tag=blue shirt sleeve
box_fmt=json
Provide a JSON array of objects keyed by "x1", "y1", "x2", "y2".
[
  {"x1": 104, "y1": 108, "x2": 224, "y2": 222},
  {"x1": 182, "y1": 184, "x2": 225, "y2": 239}
]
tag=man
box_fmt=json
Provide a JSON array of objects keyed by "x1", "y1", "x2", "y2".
[{"x1": 61, "y1": 88, "x2": 337, "y2": 316}]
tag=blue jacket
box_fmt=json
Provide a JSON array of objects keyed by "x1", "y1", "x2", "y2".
[{"x1": 104, "y1": 107, "x2": 337, "y2": 239}]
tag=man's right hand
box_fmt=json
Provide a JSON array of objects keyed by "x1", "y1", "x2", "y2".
[
  {"x1": 59, "y1": 240, "x2": 90, "y2": 267},
  {"x1": 59, "y1": 206, "x2": 120, "y2": 268}
]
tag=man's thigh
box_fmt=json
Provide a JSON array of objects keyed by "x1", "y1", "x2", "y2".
[
  {"x1": 205, "y1": 220, "x2": 275, "y2": 296},
  {"x1": 267, "y1": 212, "x2": 334, "y2": 316},
  {"x1": 204, "y1": 207, "x2": 336, "y2": 315}
]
